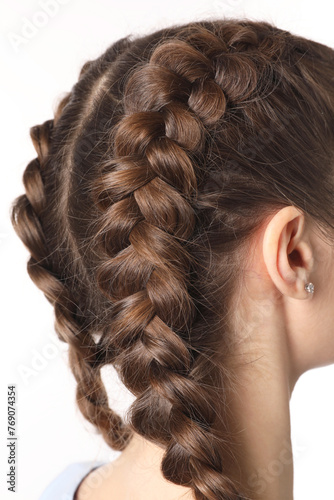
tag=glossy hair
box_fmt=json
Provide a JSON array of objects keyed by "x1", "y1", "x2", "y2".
[{"x1": 11, "y1": 18, "x2": 334, "y2": 500}]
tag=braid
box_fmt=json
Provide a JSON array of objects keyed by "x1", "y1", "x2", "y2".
[
  {"x1": 11, "y1": 79, "x2": 132, "y2": 451},
  {"x1": 12, "y1": 18, "x2": 334, "y2": 500},
  {"x1": 90, "y1": 29, "x2": 255, "y2": 499}
]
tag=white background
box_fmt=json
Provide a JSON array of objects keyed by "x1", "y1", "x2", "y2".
[{"x1": 1, "y1": 0, "x2": 334, "y2": 499}]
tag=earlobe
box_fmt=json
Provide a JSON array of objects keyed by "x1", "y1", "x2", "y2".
[{"x1": 262, "y1": 206, "x2": 314, "y2": 299}]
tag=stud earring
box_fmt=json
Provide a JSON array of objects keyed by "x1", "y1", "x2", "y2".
[{"x1": 304, "y1": 282, "x2": 314, "y2": 294}]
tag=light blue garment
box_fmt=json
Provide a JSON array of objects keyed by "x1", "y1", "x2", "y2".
[{"x1": 39, "y1": 461, "x2": 107, "y2": 500}]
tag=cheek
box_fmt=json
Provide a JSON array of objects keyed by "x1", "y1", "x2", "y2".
[
  {"x1": 318, "y1": 298, "x2": 334, "y2": 366},
  {"x1": 305, "y1": 242, "x2": 334, "y2": 367},
  {"x1": 304, "y1": 285, "x2": 334, "y2": 368},
  {"x1": 319, "y1": 259, "x2": 334, "y2": 364},
  {"x1": 287, "y1": 289, "x2": 334, "y2": 374}
]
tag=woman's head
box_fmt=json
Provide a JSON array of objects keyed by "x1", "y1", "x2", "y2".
[{"x1": 11, "y1": 18, "x2": 334, "y2": 499}]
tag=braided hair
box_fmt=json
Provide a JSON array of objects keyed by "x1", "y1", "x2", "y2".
[{"x1": 11, "y1": 19, "x2": 334, "y2": 500}]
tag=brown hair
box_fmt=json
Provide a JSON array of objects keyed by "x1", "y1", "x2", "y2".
[{"x1": 10, "y1": 18, "x2": 334, "y2": 499}]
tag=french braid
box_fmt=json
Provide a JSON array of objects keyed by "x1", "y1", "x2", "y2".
[
  {"x1": 11, "y1": 18, "x2": 334, "y2": 500},
  {"x1": 11, "y1": 41, "x2": 134, "y2": 452},
  {"x1": 91, "y1": 31, "x2": 250, "y2": 500}
]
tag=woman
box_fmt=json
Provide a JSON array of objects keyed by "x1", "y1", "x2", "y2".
[{"x1": 10, "y1": 17, "x2": 334, "y2": 500}]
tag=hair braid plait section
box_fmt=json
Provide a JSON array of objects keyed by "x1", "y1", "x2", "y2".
[
  {"x1": 91, "y1": 32, "x2": 250, "y2": 500},
  {"x1": 11, "y1": 114, "x2": 131, "y2": 452}
]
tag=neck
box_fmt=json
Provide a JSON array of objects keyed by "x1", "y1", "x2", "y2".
[
  {"x1": 223, "y1": 339, "x2": 295, "y2": 499},
  {"x1": 220, "y1": 274, "x2": 298, "y2": 500}
]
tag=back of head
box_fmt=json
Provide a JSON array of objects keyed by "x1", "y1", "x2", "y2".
[{"x1": 11, "y1": 18, "x2": 334, "y2": 500}]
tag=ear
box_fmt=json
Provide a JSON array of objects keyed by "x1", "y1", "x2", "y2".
[{"x1": 262, "y1": 206, "x2": 314, "y2": 299}]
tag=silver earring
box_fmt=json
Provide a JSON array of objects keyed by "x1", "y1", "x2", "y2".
[{"x1": 305, "y1": 282, "x2": 314, "y2": 294}]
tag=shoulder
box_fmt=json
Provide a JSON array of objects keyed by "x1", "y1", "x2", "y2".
[{"x1": 39, "y1": 461, "x2": 107, "y2": 500}]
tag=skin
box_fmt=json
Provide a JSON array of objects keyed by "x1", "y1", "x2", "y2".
[{"x1": 75, "y1": 206, "x2": 334, "y2": 500}]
